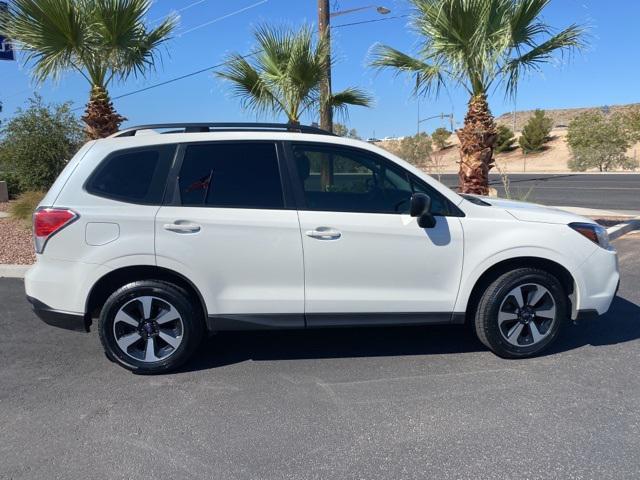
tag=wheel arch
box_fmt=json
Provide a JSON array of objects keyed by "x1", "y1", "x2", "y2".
[
  {"x1": 461, "y1": 256, "x2": 578, "y2": 324},
  {"x1": 85, "y1": 265, "x2": 208, "y2": 322}
]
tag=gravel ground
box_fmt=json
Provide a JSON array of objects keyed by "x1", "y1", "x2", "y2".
[{"x1": 0, "y1": 202, "x2": 35, "y2": 265}]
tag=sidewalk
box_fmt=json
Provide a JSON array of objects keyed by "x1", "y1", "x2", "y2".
[
  {"x1": 553, "y1": 206, "x2": 640, "y2": 219},
  {"x1": 0, "y1": 264, "x2": 30, "y2": 278}
]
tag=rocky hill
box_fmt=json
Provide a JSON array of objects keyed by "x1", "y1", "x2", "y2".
[{"x1": 495, "y1": 103, "x2": 640, "y2": 132}]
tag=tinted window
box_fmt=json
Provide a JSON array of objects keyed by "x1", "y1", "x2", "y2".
[
  {"x1": 87, "y1": 146, "x2": 175, "y2": 204},
  {"x1": 178, "y1": 142, "x2": 284, "y2": 209},
  {"x1": 292, "y1": 144, "x2": 455, "y2": 215}
]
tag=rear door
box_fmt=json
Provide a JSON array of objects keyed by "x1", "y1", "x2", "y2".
[
  {"x1": 286, "y1": 142, "x2": 464, "y2": 325},
  {"x1": 155, "y1": 141, "x2": 305, "y2": 327}
]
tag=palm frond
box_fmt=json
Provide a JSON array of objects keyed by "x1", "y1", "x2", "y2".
[
  {"x1": 330, "y1": 87, "x2": 373, "y2": 121},
  {"x1": 216, "y1": 53, "x2": 282, "y2": 118},
  {"x1": 218, "y1": 23, "x2": 369, "y2": 123},
  {"x1": 504, "y1": 23, "x2": 585, "y2": 97},
  {"x1": 5, "y1": 0, "x2": 87, "y2": 83},
  {"x1": 6, "y1": 0, "x2": 175, "y2": 88},
  {"x1": 374, "y1": 0, "x2": 586, "y2": 99},
  {"x1": 370, "y1": 43, "x2": 443, "y2": 96}
]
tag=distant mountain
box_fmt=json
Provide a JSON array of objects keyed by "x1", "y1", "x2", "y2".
[{"x1": 495, "y1": 103, "x2": 640, "y2": 132}]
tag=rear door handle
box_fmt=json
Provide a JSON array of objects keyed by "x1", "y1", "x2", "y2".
[
  {"x1": 163, "y1": 222, "x2": 201, "y2": 234},
  {"x1": 305, "y1": 227, "x2": 341, "y2": 240}
]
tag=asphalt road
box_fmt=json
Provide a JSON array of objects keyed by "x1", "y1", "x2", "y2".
[
  {"x1": 439, "y1": 173, "x2": 640, "y2": 212},
  {"x1": 2, "y1": 234, "x2": 640, "y2": 480}
]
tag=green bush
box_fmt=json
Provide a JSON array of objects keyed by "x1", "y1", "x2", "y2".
[
  {"x1": 0, "y1": 170, "x2": 24, "y2": 198},
  {"x1": 10, "y1": 191, "x2": 45, "y2": 221},
  {"x1": 431, "y1": 127, "x2": 451, "y2": 150},
  {"x1": 519, "y1": 109, "x2": 553, "y2": 153},
  {"x1": 567, "y1": 112, "x2": 638, "y2": 172},
  {"x1": 495, "y1": 125, "x2": 516, "y2": 153},
  {"x1": 0, "y1": 95, "x2": 83, "y2": 192}
]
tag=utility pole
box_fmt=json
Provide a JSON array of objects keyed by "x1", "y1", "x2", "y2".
[{"x1": 318, "y1": 0, "x2": 333, "y2": 134}]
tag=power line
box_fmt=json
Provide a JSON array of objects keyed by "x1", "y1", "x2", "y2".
[
  {"x1": 333, "y1": 13, "x2": 410, "y2": 29},
  {"x1": 115, "y1": 52, "x2": 258, "y2": 101},
  {"x1": 96, "y1": 14, "x2": 409, "y2": 106},
  {"x1": 177, "y1": 0, "x2": 268, "y2": 36}
]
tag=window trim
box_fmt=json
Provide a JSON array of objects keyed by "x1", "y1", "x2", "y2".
[
  {"x1": 163, "y1": 140, "x2": 294, "y2": 210},
  {"x1": 283, "y1": 141, "x2": 464, "y2": 217},
  {"x1": 84, "y1": 144, "x2": 178, "y2": 206}
]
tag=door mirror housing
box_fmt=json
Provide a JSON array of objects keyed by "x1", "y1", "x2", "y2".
[{"x1": 410, "y1": 193, "x2": 436, "y2": 229}]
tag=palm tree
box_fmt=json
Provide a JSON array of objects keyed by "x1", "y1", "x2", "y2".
[
  {"x1": 217, "y1": 24, "x2": 371, "y2": 128},
  {"x1": 371, "y1": 0, "x2": 585, "y2": 194},
  {"x1": 4, "y1": 0, "x2": 176, "y2": 139}
]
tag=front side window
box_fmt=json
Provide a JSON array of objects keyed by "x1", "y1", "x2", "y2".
[
  {"x1": 291, "y1": 144, "x2": 455, "y2": 215},
  {"x1": 178, "y1": 142, "x2": 284, "y2": 209},
  {"x1": 86, "y1": 145, "x2": 175, "y2": 204}
]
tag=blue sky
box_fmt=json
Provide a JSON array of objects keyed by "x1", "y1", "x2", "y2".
[{"x1": 1, "y1": 0, "x2": 639, "y2": 138}]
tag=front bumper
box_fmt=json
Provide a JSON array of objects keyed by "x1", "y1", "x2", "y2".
[
  {"x1": 26, "y1": 296, "x2": 90, "y2": 332},
  {"x1": 575, "y1": 246, "x2": 619, "y2": 316}
]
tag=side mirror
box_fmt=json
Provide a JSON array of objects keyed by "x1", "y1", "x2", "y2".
[{"x1": 410, "y1": 193, "x2": 437, "y2": 229}]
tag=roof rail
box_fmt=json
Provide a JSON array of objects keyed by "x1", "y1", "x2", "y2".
[{"x1": 110, "y1": 122, "x2": 335, "y2": 138}]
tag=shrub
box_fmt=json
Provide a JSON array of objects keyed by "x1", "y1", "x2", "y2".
[
  {"x1": 519, "y1": 109, "x2": 553, "y2": 153},
  {"x1": 333, "y1": 123, "x2": 361, "y2": 139},
  {"x1": 495, "y1": 125, "x2": 516, "y2": 153},
  {"x1": 431, "y1": 127, "x2": 451, "y2": 150},
  {"x1": 0, "y1": 95, "x2": 83, "y2": 192},
  {"x1": 10, "y1": 191, "x2": 45, "y2": 221},
  {"x1": 0, "y1": 170, "x2": 24, "y2": 198},
  {"x1": 567, "y1": 112, "x2": 638, "y2": 172},
  {"x1": 382, "y1": 133, "x2": 432, "y2": 168}
]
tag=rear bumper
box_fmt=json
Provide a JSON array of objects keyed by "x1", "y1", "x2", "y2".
[{"x1": 26, "y1": 296, "x2": 89, "y2": 332}]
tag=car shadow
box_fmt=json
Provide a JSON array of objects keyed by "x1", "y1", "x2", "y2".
[{"x1": 177, "y1": 295, "x2": 640, "y2": 373}]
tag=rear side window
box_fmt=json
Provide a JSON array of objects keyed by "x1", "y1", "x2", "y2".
[
  {"x1": 86, "y1": 145, "x2": 175, "y2": 204},
  {"x1": 177, "y1": 142, "x2": 284, "y2": 209}
]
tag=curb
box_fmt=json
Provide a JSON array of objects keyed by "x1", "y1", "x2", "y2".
[
  {"x1": 0, "y1": 265, "x2": 31, "y2": 279},
  {"x1": 607, "y1": 219, "x2": 640, "y2": 241}
]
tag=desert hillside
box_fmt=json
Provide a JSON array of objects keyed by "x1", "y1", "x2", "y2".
[
  {"x1": 494, "y1": 103, "x2": 640, "y2": 132},
  {"x1": 377, "y1": 103, "x2": 640, "y2": 173}
]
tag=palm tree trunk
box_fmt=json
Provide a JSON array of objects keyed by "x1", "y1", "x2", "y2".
[
  {"x1": 82, "y1": 86, "x2": 126, "y2": 139},
  {"x1": 456, "y1": 94, "x2": 497, "y2": 195}
]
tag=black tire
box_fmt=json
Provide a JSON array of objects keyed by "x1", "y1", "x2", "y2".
[
  {"x1": 473, "y1": 268, "x2": 568, "y2": 359},
  {"x1": 98, "y1": 280, "x2": 204, "y2": 374}
]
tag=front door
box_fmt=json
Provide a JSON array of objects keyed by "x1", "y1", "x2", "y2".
[
  {"x1": 155, "y1": 141, "x2": 304, "y2": 328},
  {"x1": 288, "y1": 143, "x2": 464, "y2": 325}
]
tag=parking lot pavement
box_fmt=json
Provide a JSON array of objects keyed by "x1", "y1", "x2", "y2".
[{"x1": 1, "y1": 235, "x2": 639, "y2": 480}]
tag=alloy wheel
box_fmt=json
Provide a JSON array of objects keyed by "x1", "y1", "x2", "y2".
[
  {"x1": 112, "y1": 296, "x2": 184, "y2": 362},
  {"x1": 497, "y1": 283, "x2": 557, "y2": 347}
]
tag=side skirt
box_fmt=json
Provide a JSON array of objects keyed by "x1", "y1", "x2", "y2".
[{"x1": 208, "y1": 312, "x2": 465, "y2": 331}]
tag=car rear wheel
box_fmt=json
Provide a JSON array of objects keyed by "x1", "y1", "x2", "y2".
[
  {"x1": 98, "y1": 280, "x2": 204, "y2": 374},
  {"x1": 474, "y1": 268, "x2": 568, "y2": 358}
]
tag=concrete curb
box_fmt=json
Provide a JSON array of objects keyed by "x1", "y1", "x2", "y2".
[
  {"x1": 0, "y1": 265, "x2": 31, "y2": 279},
  {"x1": 608, "y1": 219, "x2": 640, "y2": 241}
]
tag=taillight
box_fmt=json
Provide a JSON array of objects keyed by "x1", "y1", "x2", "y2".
[{"x1": 33, "y1": 208, "x2": 79, "y2": 254}]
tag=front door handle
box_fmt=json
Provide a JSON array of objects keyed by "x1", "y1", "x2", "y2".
[
  {"x1": 163, "y1": 222, "x2": 201, "y2": 234},
  {"x1": 305, "y1": 227, "x2": 342, "y2": 240}
]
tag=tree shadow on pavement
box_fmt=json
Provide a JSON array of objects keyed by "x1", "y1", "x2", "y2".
[{"x1": 178, "y1": 295, "x2": 640, "y2": 373}]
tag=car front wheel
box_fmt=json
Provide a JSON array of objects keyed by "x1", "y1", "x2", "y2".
[{"x1": 474, "y1": 268, "x2": 568, "y2": 358}]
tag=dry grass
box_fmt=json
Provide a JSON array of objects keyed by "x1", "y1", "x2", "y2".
[{"x1": 10, "y1": 191, "x2": 45, "y2": 222}]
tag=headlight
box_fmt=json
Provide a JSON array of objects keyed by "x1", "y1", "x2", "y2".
[{"x1": 569, "y1": 222, "x2": 612, "y2": 250}]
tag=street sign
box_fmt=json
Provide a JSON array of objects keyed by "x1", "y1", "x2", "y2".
[{"x1": 0, "y1": 1, "x2": 14, "y2": 61}]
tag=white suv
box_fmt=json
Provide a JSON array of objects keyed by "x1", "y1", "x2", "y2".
[{"x1": 25, "y1": 123, "x2": 619, "y2": 373}]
